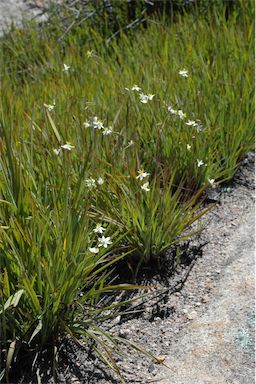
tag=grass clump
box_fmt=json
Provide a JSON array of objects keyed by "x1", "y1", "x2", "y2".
[
  {"x1": 0, "y1": 3, "x2": 254, "y2": 382},
  {"x1": 92, "y1": 170, "x2": 207, "y2": 277},
  {"x1": 0, "y1": 119, "x2": 137, "y2": 381}
]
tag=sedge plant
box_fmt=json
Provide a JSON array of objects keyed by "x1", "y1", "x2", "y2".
[
  {"x1": 0, "y1": 115, "x2": 141, "y2": 383},
  {"x1": 91, "y1": 168, "x2": 208, "y2": 277}
]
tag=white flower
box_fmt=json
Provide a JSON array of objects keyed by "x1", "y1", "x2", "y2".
[
  {"x1": 61, "y1": 143, "x2": 75, "y2": 151},
  {"x1": 186, "y1": 144, "x2": 191, "y2": 151},
  {"x1": 197, "y1": 159, "x2": 204, "y2": 167},
  {"x1": 44, "y1": 101, "x2": 55, "y2": 112},
  {"x1": 97, "y1": 177, "x2": 104, "y2": 185},
  {"x1": 63, "y1": 63, "x2": 70, "y2": 72},
  {"x1": 83, "y1": 121, "x2": 90, "y2": 128},
  {"x1": 208, "y1": 178, "x2": 215, "y2": 186},
  {"x1": 53, "y1": 148, "x2": 61, "y2": 155},
  {"x1": 98, "y1": 236, "x2": 112, "y2": 248},
  {"x1": 139, "y1": 93, "x2": 155, "y2": 104},
  {"x1": 141, "y1": 182, "x2": 150, "y2": 192},
  {"x1": 85, "y1": 177, "x2": 96, "y2": 189},
  {"x1": 89, "y1": 247, "x2": 99, "y2": 254},
  {"x1": 47, "y1": 105, "x2": 54, "y2": 112},
  {"x1": 178, "y1": 110, "x2": 186, "y2": 120},
  {"x1": 125, "y1": 84, "x2": 141, "y2": 92},
  {"x1": 124, "y1": 140, "x2": 134, "y2": 149},
  {"x1": 131, "y1": 85, "x2": 141, "y2": 91},
  {"x1": 179, "y1": 69, "x2": 188, "y2": 78},
  {"x1": 196, "y1": 124, "x2": 203, "y2": 133},
  {"x1": 185, "y1": 120, "x2": 198, "y2": 127},
  {"x1": 139, "y1": 94, "x2": 149, "y2": 103},
  {"x1": 136, "y1": 169, "x2": 150, "y2": 181},
  {"x1": 167, "y1": 106, "x2": 178, "y2": 115},
  {"x1": 87, "y1": 50, "x2": 93, "y2": 58},
  {"x1": 93, "y1": 224, "x2": 106, "y2": 234},
  {"x1": 102, "y1": 127, "x2": 113, "y2": 136},
  {"x1": 92, "y1": 116, "x2": 104, "y2": 130}
]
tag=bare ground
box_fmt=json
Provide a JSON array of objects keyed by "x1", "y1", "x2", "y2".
[{"x1": 159, "y1": 206, "x2": 255, "y2": 384}]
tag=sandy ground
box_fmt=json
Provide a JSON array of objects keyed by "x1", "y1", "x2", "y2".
[{"x1": 160, "y1": 209, "x2": 255, "y2": 384}]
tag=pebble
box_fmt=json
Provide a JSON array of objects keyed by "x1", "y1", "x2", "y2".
[
  {"x1": 148, "y1": 363, "x2": 155, "y2": 373},
  {"x1": 205, "y1": 282, "x2": 214, "y2": 290},
  {"x1": 186, "y1": 310, "x2": 197, "y2": 320},
  {"x1": 113, "y1": 315, "x2": 121, "y2": 324},
  {"x1": 57, "y1": 374, "x2": 65, "y2": 382},
  {"x1": 129, "y1": 324, "x2": 136, "y2": 331},
  {"x1": 155, "y1": 355, "x2": 166, "y2": 364},
  {"x1": 202, "y1": 295, "x2": 210, "y2": 303},
  {"x1": 119, "y1": 329, "x2": 129, "y2": 338}
]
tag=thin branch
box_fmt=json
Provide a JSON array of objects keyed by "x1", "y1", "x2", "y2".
[
  {"x1": 106, "y1": 8, "x2": 147, "y2": 43},
  {"x1": 57, "y1": 7, "x2": 82, "y2": 41}
]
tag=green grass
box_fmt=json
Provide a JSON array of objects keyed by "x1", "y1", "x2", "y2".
[{"x1": 0, "y1": 4, "x2": 254, "y2": 382}]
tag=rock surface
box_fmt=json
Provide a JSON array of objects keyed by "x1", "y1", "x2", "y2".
[
  {"x1": 159, "y1": 209, "x2": 255, "y2": 384},
  {"x1": 0, "y1": 0, "x2": 54, "y2": 34}
]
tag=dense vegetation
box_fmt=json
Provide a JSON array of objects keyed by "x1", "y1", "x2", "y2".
[{"x1": 0, "y1": 1, "x2": 254, "y2": 382}]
